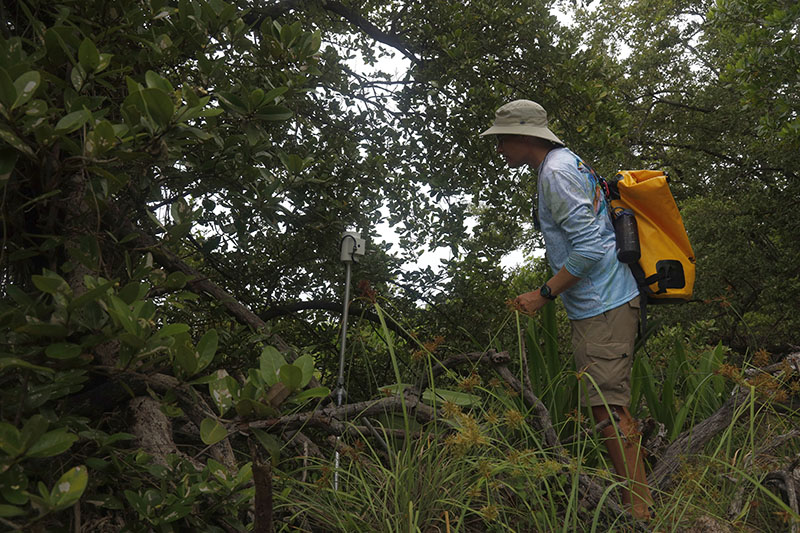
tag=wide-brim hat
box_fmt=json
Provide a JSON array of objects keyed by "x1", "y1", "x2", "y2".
[{"x1": 479, "y1": 99, "x2": 563, "y2": 145}]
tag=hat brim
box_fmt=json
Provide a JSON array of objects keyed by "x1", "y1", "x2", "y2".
[{"x1": 479, "y1": 125, "x2": 563, "y2": 145}]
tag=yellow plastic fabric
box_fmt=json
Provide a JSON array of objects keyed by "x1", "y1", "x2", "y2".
[{"x1": 611, "y1": 170, "x2": 696, "y2": 301}]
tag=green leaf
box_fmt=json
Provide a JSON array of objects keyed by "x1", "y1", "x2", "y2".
[
  {"x1": 45, "y1": 342, "x2": 82, "y2": 360},
  {"x1": 209, "y1": 370, "x2": 238, "y2": 416},
  {"x1": 174, "y1": 341, "x2": 198, "y2": 376},
  {"x1": 25, "y1": 428, "x2": 78, "y2": 458},
  {"x1": 259, "y1": 346, "x2": 286, "y2": 387},
  {"x1": 32, "y1": 273, "x2": 64, "y2": 295},
  {"x1": 199, "y1": 418, "x2": 227, "y2": 445},
  {"x1": 233, "y1": 462, "x2": 253, "y2": 487},
  {"x1": 118, "y1": 281, "x2": 146, "y2": 304},
  {"x1": 142, "y1": 88, "x2": 174, "y2": 127},
  {"x1": 248, "y1": 88, "x2": 264, "y2": 108},
  {"x1": 234, "y1": 398, "x2": 277, "y2": 418},
  {"x1": 145, "y1": 70, "x2": 173, "y2": 93},
  {"x1": 124, "y1": 88, "x2": 174, "y2": 128},
  {"x1": 289, "y1": 386, "x2": 330, "y2": 404},
  {"x1": 0, "y1": 504, "x2": 25, "y2": 517},
  {"x1": 109, "y1": 294, "x2": 136, "y2": 334},
  {"x1": 293, "y1": 353, "x2": 314, "y2": 388},
  {"x1": 78, "y1": 38, "x2": 100, "y2": 71},
  {"x1": 70, "y1": 64, "x2": 87, "y2": 91},
  {"x1": 0, "y1": 467, "x2": 29, "y2": 505},
  {"x1": 50, "y1": 465, "x2": 88, "y2": 511},
  {"x1": 252, "y1": 428, "x2": 281, "y2": 463},
  {"x1": 196, "y1": 328, "x2": 218, "y2": 373},
  {"x1": 278, "y1": 364, "x2": 302, "y2": 392},
  {"x1": 0, "y1": 422, "x2": 23, "y2": 456},
  {"x1": 67, "y1": 280, "x2": 114, "y2": 311},
  {"x1": 255, "y1": 104, "x2": 293, "y2": 121},
  {"x1": 310, "y1": 29, "x2": 321, "y2": 54},
  {"x1": 0, "y1": 356, "x2": 54, "y2": 374},
  {"x1": 188, "y1": 373, "x2": 221, "y2": 386},
  {"x1": 0, "y1": 127, "x2": 34, "y2": 157},
  {"x1": 16, "y1": 322, "x2": 69, "y2": 338},
  {"x1": 12, "y1": 71, "x2": 41, "y2": 110},
  {"x1": 55, "y1": 109, "x2": 91, "y2": 133},
  {"x1": 378, "y1": 383, "x2": 413, "y2": 396},
  {"x1": 262, "y1": 86, "x2": 288, "y2": 104},
  {"x1": 0, "y1": 148, "x2": 16, "y2": 180},
  {"x1": 422, "y1": 388, "x2": 481, "y2": 407},
  {"x1": 216, "y1": 91, "x2": 248, "y2": 114},
  {"x1": 24, "y1": 99, "x2": 47, "y2": 117},
  {"x1": 0, "y1": 68, "x2": 16, "y2": 108},
  {"x1": 96, "y1": 53, "x2": 113, "y2": 73},
  {"x1": 155, "y1": 323, "x2": 190, "y2": 338}
]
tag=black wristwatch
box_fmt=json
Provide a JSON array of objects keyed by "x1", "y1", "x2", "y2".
[{"x1": 540, "y1": 283, "x2": 557, "y2": 300}]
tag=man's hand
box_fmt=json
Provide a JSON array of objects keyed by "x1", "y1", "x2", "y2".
[{"x1": 514, "y1": 290, "x2": 548, "y2": 315}]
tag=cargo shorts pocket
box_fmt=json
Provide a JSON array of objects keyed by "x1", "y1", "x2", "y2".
[{"x1": 575, "y1": 341, "x2": 633, "y2": 398}]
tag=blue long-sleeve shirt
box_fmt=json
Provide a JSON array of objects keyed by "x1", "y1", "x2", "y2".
[{"x1": 537, "y1": 147, "x2": 638, "y2": 320}]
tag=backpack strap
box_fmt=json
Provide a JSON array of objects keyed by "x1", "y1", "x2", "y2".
[{"x1": 587, "y1": 164, "x2": 651, "y2": 343}]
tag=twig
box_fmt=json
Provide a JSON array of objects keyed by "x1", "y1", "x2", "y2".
[
  {"x1": 785, "y1": 469, "x2": 799, "y2": 533},
  {"x1": 561, "y1": 414, "x2": 619, "y2": 446},
  {"x1": 362, "y1": 418, "x2": 390, "y2": 454},
  {"x1": 74, "y1": 502, "x2": 81, "y2": 533}
]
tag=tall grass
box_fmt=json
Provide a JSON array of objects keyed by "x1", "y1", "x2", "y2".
[{"x1": 270, "y1": 303, "x2": 800, "y2": 532}]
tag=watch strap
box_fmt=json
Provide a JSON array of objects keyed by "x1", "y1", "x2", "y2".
[{"x1": 540, "y1": 283, "x2": 557, "y2": 300}]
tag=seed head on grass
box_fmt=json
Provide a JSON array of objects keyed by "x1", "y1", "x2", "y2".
[
  {"x1": 356, "y1": 279, "x2": 377, "y2": 303},
  {"x1": 484, "y1": 409, "x2": 500, "y2": 426},
  {"x1": 411, "y1": 348, "x2": 426, "y2": 362},
  {"x1": 504, "y1": 409, "x2": 525, "y2": 430},
  {"x1": 315, "y1": 466, "x2": 332, "y2": 488},
  {"x1": 442, "y1": 401, "x2": 462, "y2": 419},
  {"x1": 753, "y1": 348, "x2": 771, "y2": 367},
  {"x1": 412, "y1": 335, "x2": 445, "y2": 362},
  {"x1": 774, "y1": 510, "x2": 794, "y2": 524},
  {"x1": 480, "y1": 504, "x2": 499, "y2": 521},
  {"x1": 445, "y1": 413, "x2": 487, "y2": 452},
  {"x1": 458, "y1": 371, "x2": 481, "y2": 392},
  {"x1": 716, "y1": 363, "x2": 743, "y2": 384},
  {"x1": 478, "y1": 459, "x2": 492, "y2": 479},
  {"x1": 505, "y1": 298, "x2": 529, "y2": 315},
  {"x1": 566, "y1": 408, "x2": 584, "y2": 424},
  {"x1": 468, "y1": 485, "x2": 483, "y2": 500},
  {"x1": 534, "y1": 459, "x2": 564, "y2": 479},
  {"x1": 748, "y1": 372, "x2": 788, "y2": 402}
]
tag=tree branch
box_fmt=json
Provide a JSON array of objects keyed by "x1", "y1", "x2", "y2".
[{"x1": 244, "y1": 0, "x2": 420, "y2": 64}]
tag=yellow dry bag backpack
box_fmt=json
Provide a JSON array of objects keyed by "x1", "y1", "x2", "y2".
[{"x1": 603, "y1": 170, "x2": 696, "y2": 304}]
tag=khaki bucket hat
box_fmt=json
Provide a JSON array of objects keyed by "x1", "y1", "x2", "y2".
[{"x1": 479, "y1": 99, "x2": 563, "y2": 145}]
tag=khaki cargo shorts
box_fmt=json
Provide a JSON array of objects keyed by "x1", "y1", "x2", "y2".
[{"x1": 570, "y1": 296, "x2": 640, "y2": 407}]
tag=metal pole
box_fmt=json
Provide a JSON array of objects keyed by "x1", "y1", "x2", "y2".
[
  {"x1": 336, "y1": 259, "x2": 352, "y2": 408},
  {"x1": 334, "y1": 233, "x2": 357, "y2": 491}
]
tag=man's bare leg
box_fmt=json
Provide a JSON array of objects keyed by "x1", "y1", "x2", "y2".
[{"x1": 591, "y1": 404, "x2": 654, "y2": 519}]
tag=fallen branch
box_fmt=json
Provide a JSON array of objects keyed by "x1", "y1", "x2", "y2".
[
  {"x1": 243, "y1": 391, "x2": 437, "y2": 435},
  {"x1": 653, "y1": 387, "x2": 752, "y2": 490},
  {"x1": 727, "y1": 430, "x2": 800, "y2": 519},
  {"x1": 655, "y1": 352, "x2": 800, "y2": 490}
]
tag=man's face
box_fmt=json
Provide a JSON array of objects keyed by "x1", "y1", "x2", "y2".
[{"x1": 495, "y1": 134, "x2": 530, "y2": 168}]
